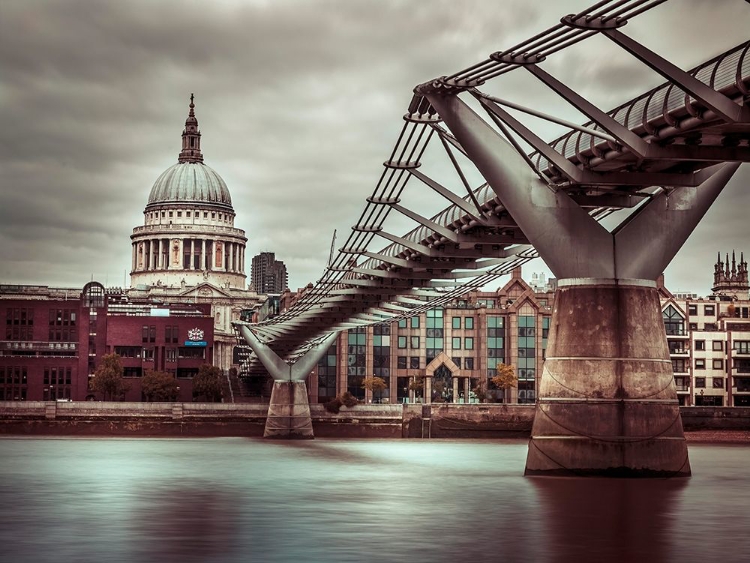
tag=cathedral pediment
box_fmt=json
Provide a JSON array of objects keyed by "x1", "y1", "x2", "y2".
[{"x1": 178, "y1": 283, "x2": 232, "y2": 299}]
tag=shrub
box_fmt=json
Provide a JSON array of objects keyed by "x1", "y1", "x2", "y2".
[
  {"x1": 324, "y1": 397, "x2": 343, "y2": 414},
  {"x1": 340, "y1": 391, "x2": 359, "y2": 408}
]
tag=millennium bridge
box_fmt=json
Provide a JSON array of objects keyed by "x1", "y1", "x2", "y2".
[{"x1": 234, "y1": 0, "x2": 750, "y2": 476}]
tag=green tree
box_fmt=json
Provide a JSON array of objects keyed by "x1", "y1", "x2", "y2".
[
  {"x1": 361, "y1": 376, "x2": 387, "y2": 403},
  {"x1": 90, "y1": 353, "x2": 130, "y2": 401},
  {"x1": 490, "y1": 363, "x2": 517, "y2": 403},
  {"x1": 193, "y1": 364, "x2": 223, "y2": 402},
  {"x1": 141, "y1": 370, "x2": 179, "y2": 402}
]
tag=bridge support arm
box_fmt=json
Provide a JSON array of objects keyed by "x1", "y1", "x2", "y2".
[
  {"x1": 424, "y1": 92, "x2": 614, "y2": 279},
  {"x1": 238, "y1": 326, "x2": 338, "y2": 381}
]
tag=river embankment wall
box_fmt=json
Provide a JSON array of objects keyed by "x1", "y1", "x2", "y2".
[{"x1": 1, "y1": 402, "x2": 749, "y2": 438}]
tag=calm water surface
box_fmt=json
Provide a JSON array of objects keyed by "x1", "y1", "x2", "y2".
[{"x1": 0, "y1": 438, "x2": 748, "y2": 563}]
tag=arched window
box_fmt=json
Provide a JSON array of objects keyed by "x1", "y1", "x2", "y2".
[{"x1": 81, "y1": 282, "x2": 106, "y2": 309}]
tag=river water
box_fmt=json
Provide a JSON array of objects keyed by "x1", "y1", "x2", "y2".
[{"x1": 0, "y1": 438, "x2": 748, "y2": 563}]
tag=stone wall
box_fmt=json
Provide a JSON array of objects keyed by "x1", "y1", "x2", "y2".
[{"x1": 1, "y1": 402, "x2": 748, "y2": 437}]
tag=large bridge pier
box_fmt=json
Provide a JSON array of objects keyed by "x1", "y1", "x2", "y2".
[
  {"x1": 238, "y1": 327, "x2": 337, "y2": 439},
  {"x1": 424, "y1": 91, "x2": 742, "y2": 476}
]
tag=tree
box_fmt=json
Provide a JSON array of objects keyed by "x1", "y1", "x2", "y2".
[
  {"x1": 90, "y1": 353, "x2": 130, "y2": 401},
  {"x1": 361, "y1": 376, "x2": 387, "y2": 403},
  {"x1": 490, "y1": 363, "x2": 518, "y2": 404},
  {"x1": 141, "y1": 370, "x2": 179, "y2": 402},
  {"x1": 408, "y1": 377, "x2": 424, "y2": 401},
  {"x1": 193, "y1": 364, "x2": 223, "y2": 402},
  {"x1": 472, "y1": 378, "x2": 487, "y2": 403}
]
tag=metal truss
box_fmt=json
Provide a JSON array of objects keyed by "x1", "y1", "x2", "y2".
[{"x1": 234, "y1": 0, "x2": 750, "y2": 375}]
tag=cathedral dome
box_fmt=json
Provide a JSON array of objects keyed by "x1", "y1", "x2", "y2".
[
  {"x1": 145, "y1": 94, "x2": 233, "y2": 212},
  {"x1": 147, "y1": 162, "x2": 233, "y2": 210}
]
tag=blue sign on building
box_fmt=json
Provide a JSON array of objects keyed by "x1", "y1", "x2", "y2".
[{"x1": 184, "y1": 341, "x2": 207, "y2": 347}]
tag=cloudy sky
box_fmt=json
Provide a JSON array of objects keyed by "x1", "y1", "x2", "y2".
[{"x1": 1, "y1": 0, "x2": 748, "y2": 296}]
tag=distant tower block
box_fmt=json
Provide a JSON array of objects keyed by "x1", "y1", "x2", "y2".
[{"x1": 251, "y1": 252, "x2": 289, "y2": 294}]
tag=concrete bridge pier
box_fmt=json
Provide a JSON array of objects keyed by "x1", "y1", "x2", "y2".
[
  {"x1": 527, "y1": 278, "x2": 689, "y2": 476},
  {"x1": 238, "y1": 326, "x2": 337, "y2": 439},
  {"x1": 424, "y1": 90, "x2": 742, "y2": 476}
]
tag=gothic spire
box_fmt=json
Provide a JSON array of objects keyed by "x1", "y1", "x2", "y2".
[
  {"x1": 732, "y1": 250, "x2": 737, "y2": 275},
  {"x1": 178, "y1": 93, "x2": 204, "y2": 164}
]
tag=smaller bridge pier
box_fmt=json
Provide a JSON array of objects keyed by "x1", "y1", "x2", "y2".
[
  {"x1": 238, "y1": 326, "x2": 337, "y2": 439},
  {"x1": 265, "y1": 380, "x2": 314, "y2": 439}
]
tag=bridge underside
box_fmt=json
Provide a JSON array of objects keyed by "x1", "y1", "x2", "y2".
[{"x1": 235, "y1": 0, "x2": 750, "y2": 469}]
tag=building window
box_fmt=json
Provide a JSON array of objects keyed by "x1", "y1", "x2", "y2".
[
  {"x1": 165, "y1": 325, "x2": 179, "y2": 344},
  {"x1": 464, "y1": 337, "x2": 474, "y2": 350},
  {"x1": 735, "y1": 341, "x2": 750, "y2": 354},
  {"x1": 695, "y1": 340, "x2": 705, "y2": 351},
  {"x1": 397, "y1": 318, "x2": 407, "y2": 329},
  {"x1": 689, "y1": 323, "x2": 698, "y2": 330},
  {"x1": 662, "y1": 305, "x2": 685, "y2": 336},
  {"x1": 410, "y1": 336, "x2": 420, "y2": 349},
  {"x1": 177, "y1": 368, "x2": 199, "y2": 379},
  {"x1": 712, "y1": 359, "x2": 724, "y2": 370},
  {"x1": 177, "y1": 211, "x2": 182, "y2": 217},
  {"x1": 372, "y1": 325, "x2": 390, "y2": 398},
  {"x1": 397, "y1": 356, "x2": 407, "y2": 369},
  {"x1": 166, "y1": 348, "x2": 177, "y2": 363},
  {"x1": 465, "y1": 317, "x2": 474, "y2": 330},
  {"x1": 411, "y1": 316, "x2": 420, "y2": 329},
  {"x1": 712, "y1": 377, "x2": 724, "y2": 389},
  {"x1": 452, "y1": 337, "x2": 461, "y2": 350},
  {"x1": 695, "y1": 359, "x2": 705, "y2": 370},
  {"x1": 347, "y1": 328, "x2": 366, "y2": 399},
  {"x1": 425, "y1": 309, "x2": 443, "y2": 364},
  {"x1": 143, "y1": 348, "x2": 154, "y2": 361},
  {"x1": 452, "y1": 317, "x2": 461, "y2": 329},
  {"x1": 487, "y1": 316, "x2": 505, "y2": 377},
  {"x1": 695, "y1": 377, "x2": 706, "y2": 388},
  {"x1": 317, "y1": 341, "x2": 338, "y2": 400},
  {"x1": 688, "y1": 304, "x2": 697, "y2": 315},
  {"x1": 712, "y1": 341, "x2": 723, "y2": 351},
  {"x1": 0, "y1": 366, "x2": 28, "y2": 401},
  {"x1": 114, "y1": 346, "x2": 140, "y2": 359},
  {"x1": 409, "y1": 357, "x2": 420, "y2": 369},
  {"x1": 397, "y1": 336, "x2": 407, "y2": 349},
  {"x1": 169, "y1": 211, "x2": 173, "y2": 218},
  {"x1": 672, "y1": 359, "x2": 687, "y2": 373},
  {"x1": 123, "y1": 367, "x2": 143, "y2": 378},
  {"x1": 186, "y1": 211, "x2": 191, "y2": 217},
  {"x1": 464, "y1": 357, "x2": 474, "y2": 370},
  {"x1": 704, "y1": 305, "x2": 715, "y2": 316},
  {"x1": 178, "y1": 347, "x2": 205, "y2": 359}
]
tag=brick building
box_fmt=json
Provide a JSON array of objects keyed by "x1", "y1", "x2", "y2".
[{"x1": 1, "y1": 282, "x2": 213, "y2": 402}]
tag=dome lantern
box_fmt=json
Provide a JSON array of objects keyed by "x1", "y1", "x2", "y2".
[{"x1": 178, "y1": 93, "x2": 203, "y2": 164}]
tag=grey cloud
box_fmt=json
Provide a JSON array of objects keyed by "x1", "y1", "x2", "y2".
[{"x1": 1, "y1": 0, "x2": 748, "y2": 294}]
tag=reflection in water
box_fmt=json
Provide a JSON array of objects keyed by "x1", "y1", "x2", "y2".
[
  {"x1": 531, "y1": 477, "x2": 686, "y2": 563},
  {"x1": 131, "y1": 481, "x2": 241, "y2": 562},
  {"x1": 0, "y1": 438, "x2": 749, "y2": 563}
]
